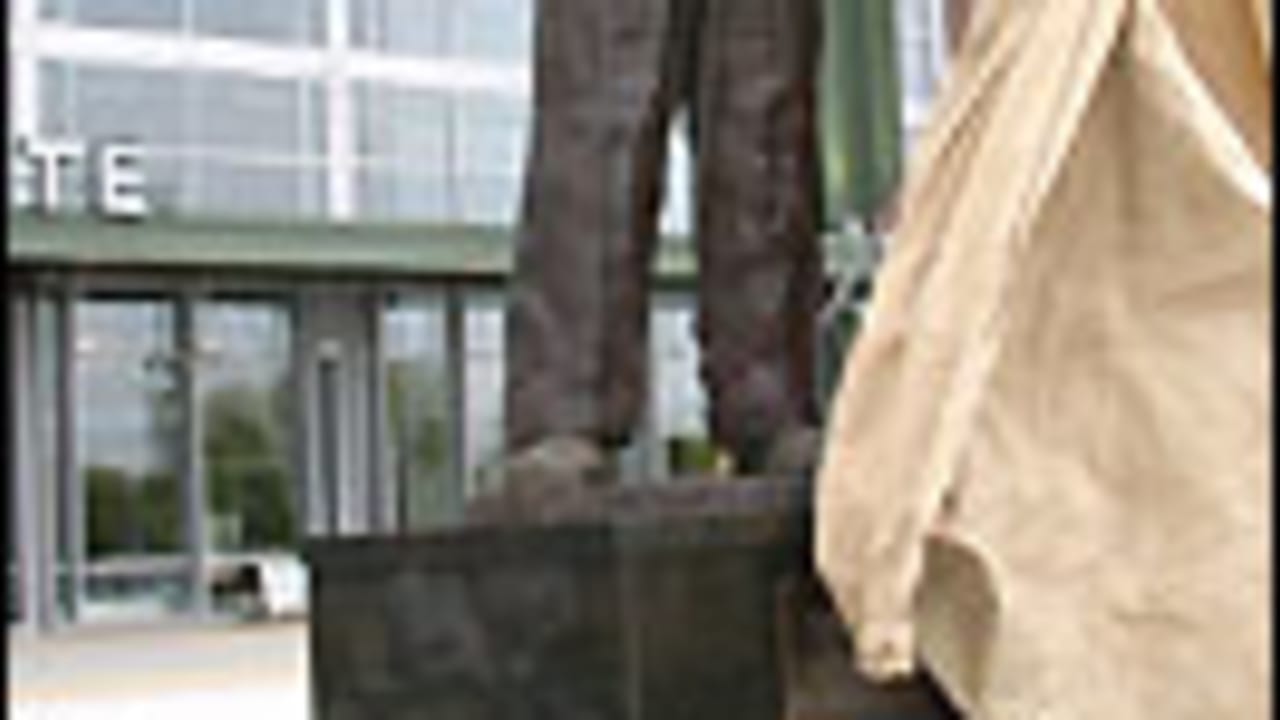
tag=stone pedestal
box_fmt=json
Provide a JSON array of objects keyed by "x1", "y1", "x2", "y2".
[{"x1": 305, "y1": 478, "x2": 960, "y2": 720}]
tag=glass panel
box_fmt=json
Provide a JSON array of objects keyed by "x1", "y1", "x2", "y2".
[
  {"x1": 453, "y1": 93, "x2": 528, "y2": 224},
  {"x1": 137, "y1": 151, "x2": 189, "y2": 218},
  {"x1": 75, "y1": 299, "x2": 189, "y2": 618},
  {"x1": 191, "y1": 0, "x2": 326, "y2": 45},
  {"x1": 351, "y1": 0, "x2": 450, "y2": 57},
  {"x1": 39, "y1": 0, "x2": 68, "y2": 21},
  {"x1": 454, "y1": 93, "x2": 528, "y2": 178},
  {"x1": 69, "y1": 65, "x2": 187, "y2": 147},
  {"x1": 8, "y1": 150, "x2": 33, "y2": 212},
  {"x1": 651, "y1": 298, "x2": 714, "y2": 475},
  {"x1": 383, "y1": 300, "x2": 454, "y2": 529},
  {"x1": 37, "y1": 61, "x2": 71, "y2": 137},
  {"x1": 187, "y1": 160, "x2": 322, "y2": 219},
  {"x1": 33, "y1": 62, "x2": 190, "y2": 216},
  {"x1": 63, "y1": 0, "x2": 183, "y2": 31},
  {"x1": 354, "y1": 83, "x2": 451, "y2": 163},
  {"x1": 454, "y1": 174, "x2": 518, "y2": 225},
  {"x1": 306, "y1": 81, "x2": 329, "y2": 157},
  {"x1": 659, "y1": 127, "x2": 693, "y2": 237},
  {"x1": 463, "y1": 297, "x2": 504, "y2": 496},
  {"x1": 198, "y1": 301, "x2": 296, "y2": 560},
  {"x1": 896, "y1": 0, "x2": 945, "y2": 143},
  {"x1": 452, "y1": 0, "x2": 532, "y2": 63},
  {"x1": 356, "y1": 166, "x2": 452, "y2": 222},
  {"x1": 191, "y1": 72, "x2": 300, "y2": 154}
]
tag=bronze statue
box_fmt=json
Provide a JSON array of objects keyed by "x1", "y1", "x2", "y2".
[{"x1": 503, "y1": 0, "x2": 824, "y2": 488}]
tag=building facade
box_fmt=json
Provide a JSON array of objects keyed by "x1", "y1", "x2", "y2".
[{"x1": 7, "y1": 0, "x2": 953, "y2": 633}]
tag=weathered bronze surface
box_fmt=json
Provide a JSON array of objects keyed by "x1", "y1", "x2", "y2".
[
  {"x1": 505, "y1": 0, "x2": 825, "y2": 466},
  {"x1": 308, "y1": 478, "x2": 961, "y2": 719}
]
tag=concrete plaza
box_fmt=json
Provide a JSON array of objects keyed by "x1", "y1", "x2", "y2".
[{"x1": 8, "y1": 619, "x2": 308, "y2": 719}]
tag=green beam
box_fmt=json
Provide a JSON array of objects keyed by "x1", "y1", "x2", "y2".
[
  {"x1": 821, "y1": 0, "x2": 903, "y2": 226},
  {"x1": 6, "y1": 213, "x2": 700, "y2": 282}
]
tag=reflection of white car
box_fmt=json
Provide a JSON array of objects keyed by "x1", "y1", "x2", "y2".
[{"x1": 211, "y1": 554, "x2": 309, "y2": 620}]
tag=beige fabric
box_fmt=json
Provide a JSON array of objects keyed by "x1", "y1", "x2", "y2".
[{"x1": 813, "y1": 0, "x2": 1272, "y2": 718}]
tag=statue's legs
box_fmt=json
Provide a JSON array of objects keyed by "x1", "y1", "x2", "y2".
[
  {"x1": 505, "y1": 0, "x2": 694, "y2": 454},
  {"x1": 691, "y1": 0, "x2": 824, "y2": 470}
]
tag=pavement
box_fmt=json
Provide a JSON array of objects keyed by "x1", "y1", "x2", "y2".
[{"x1": 7, "y1": 619, "x2": 309, "y2": 719}]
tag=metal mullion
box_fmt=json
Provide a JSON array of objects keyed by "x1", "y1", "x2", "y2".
[
  {"x1": 366, "y1": 290, "x2": 392, "y2": 533},
  {"x1": 287, "y1": 295, "x2": 315, "y2": 545},
  {"x1": 326, "y1": 0, "x2": 355, "y2": 220},
  {"x1": 176, "y1": 291, "x2": 210, "y2": 617},
  {"x1": 318, "y1": 346, "x2": 343, "y2": 534},
  {"x1": 28, "y1": 289, "x2": 62, "y2": 632},
  {"x1": 55, "y1": 282, "x2": 83, "y2": 625},
  {"x1": 10, "y1": 292, "x2": 43, "y2": 633},
  {"x1": 443, "y1": 284, "x2": 467, "y2": 509}
]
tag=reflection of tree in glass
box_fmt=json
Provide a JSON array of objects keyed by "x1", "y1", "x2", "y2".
[
  {"x1": 86, "y1": 465, "x2": 133, "y2": 558},
  {"x1": 85, "y1": 465, "x2": 181, "y2": 556},
  {"x1": 386, "y1": 360, "x2": 452, "y2": 529},
  {"x1": 138, "y1": 471, "x2": 182, "y2": 552},
  {"x1": 143, "y1": 357, "x2": 185, "y2": 475},
  {"x1": 203, "y1": 380, "x2": 295, "y2": 551}
]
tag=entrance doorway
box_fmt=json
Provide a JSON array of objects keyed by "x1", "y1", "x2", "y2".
[{"x1": 74, "y1": 298, "x2": 189, "y2": 621}]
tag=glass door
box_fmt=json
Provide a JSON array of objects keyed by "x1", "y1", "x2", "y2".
[
  {"x1": 196, "y1": 300, "x2": 297, "y2": 612},
  {"x1": 383, "y1": 298, "x2": 454, "y2": 530},
  {"x1": 75, "y1": 298, "x2": 190, "y2": 621}
]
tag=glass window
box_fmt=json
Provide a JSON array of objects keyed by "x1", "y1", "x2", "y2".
[
  {"x1": 351, "y1": 0, "x2": 450, "y2": 57},
  {"x1": 454, "y1": 174, "x2": 519, "y2": 226},
  {"x1": 8, "y1": 150, "x2": 34, "y2": 211},
  {"x1": 659, "y1": 127, "x2": 693, "y2": 237},
  {"x1": 353, "y1": 82, "x2": 457, "y2": 222},
  {"x1": 383, "y1": 300, "x2": 455, "y2": 529},
  {"x1": 44, "y1": 0, "x2": 183, "y2": 31},
  {"x1": 191, "y1": 0, "x2": 326, "y2": 45},
  {"x1": 452, "y1": 0, "x2": 533, "y2": 63},
  {"x1": 36, "y1": 62, "x2": 327, "y2": 220},
  {"x1": 75, "y1": 299, "x2": 190, "y2": 617},
  {"x1": 354, "y1": 82, "x2": 452, "y2": 164},
  {"x1": 306, "y1": 82, "x2": 329, "y2": 157},
  {"x1": 896, "y1": 0, "x2": 947, "y2": 142},
  {"x1": 33, "y1": 62, "x2": 190, "y2": 215},
  {"x1": 39, "y1": 0, "x2": 65, "y2": 21},
  {"x1": 188, "y1": 160, "x2": 326, "y2": 219},
  {"x1": 66, "y1": 64, "x2": 188, "y2": 148},
  {"x1": 37, "y1": 61, "x2": 73, "y2": 137},
  {"x1": 356, "y1": 167, "x2": 453, "y2": 223},
  {"x1": 651, "y1": 298, "x2": 714, "y2": 474},
  {"x1": 197, "y1": 301, "x2": 297, "y2": 556},
  {"x1": 133, "y1": 151, "x2": 188, "y2": 218},
  {"x1": 191, "y1": 72, "x2": 301, "y2": 154},
  {"x1": 463, "y1": 297, "x2": 504, "y2": 496},
  {"x1": 453, "y1": 93, "x2": 528, "y2": 225},
  {"x1": 453, "y1": 94, "x2": 528, "y2": 178}
]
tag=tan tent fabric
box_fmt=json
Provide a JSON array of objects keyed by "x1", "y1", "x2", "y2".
[{"x1": 813, "y1": 0, "x2": 1271, "y2": 717}]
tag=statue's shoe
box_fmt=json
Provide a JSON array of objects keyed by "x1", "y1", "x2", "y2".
[
  {"x1": 737, "y1": 426, "x2": 823, "y2": 479},
  {"x1": 467, "y1": 436, "x2": 611, "y2": 522}
]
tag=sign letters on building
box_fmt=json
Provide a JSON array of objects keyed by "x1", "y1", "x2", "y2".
[{"x1": 11, "y1": 136, "x2": 149, "y2": 219}]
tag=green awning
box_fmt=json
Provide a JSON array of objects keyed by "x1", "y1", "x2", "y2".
[
  {"x1": 9, "y1": 213, "x2": 879, "y2": 285},
  {"x1": 7, "y1": 214, "x2": 700, "y2": 282}
]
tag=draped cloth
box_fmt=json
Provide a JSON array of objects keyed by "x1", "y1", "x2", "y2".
[{"x1": 813, "y1": 0, "x2": 1271, "y2": 717}]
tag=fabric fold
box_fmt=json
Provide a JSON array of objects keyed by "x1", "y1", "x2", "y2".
[{"x1": 814, "y1": 0, "x2": 1271, "y2": 717}]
